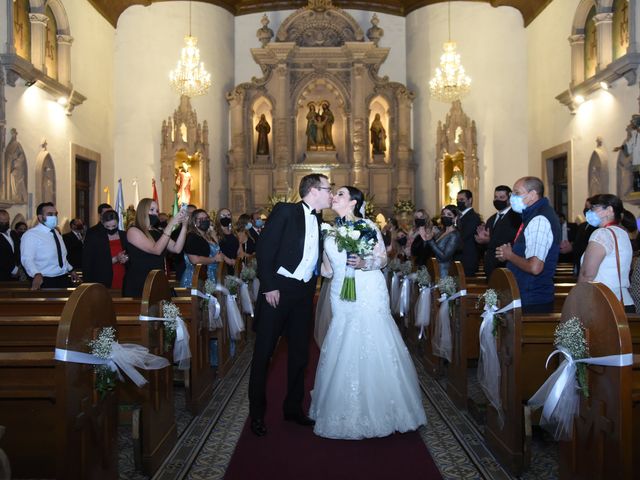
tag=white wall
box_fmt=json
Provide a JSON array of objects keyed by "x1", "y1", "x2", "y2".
[
  {"x1": 114, "y1": 2, "x2": 234, "y2": 211},
  {"x1": 234, "y1": 9, "x2": 406, "y2": 85},
  {"x1": 527, "y1": 0, "x2": 640, "y2": 221},
  {"x1": 3, "y1": 0, "x2": 115, "y2": 227},
  {"x1": 407, "y1": 2, "x2": 528, "y2": 219}
]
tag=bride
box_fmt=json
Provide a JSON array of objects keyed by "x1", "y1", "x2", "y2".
[{"x1": 309, "y1": 186, "x2": 426, "y2": 439}]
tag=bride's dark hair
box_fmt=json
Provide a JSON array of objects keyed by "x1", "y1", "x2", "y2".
[{"x1": 342, "y1": 186, "x2": 365, "y2": 218}]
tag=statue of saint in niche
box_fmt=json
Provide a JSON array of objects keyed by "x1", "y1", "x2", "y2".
[
  {"x1": 6, "y1": 129, "x2": 28, "y2": 204},
  {"x1": 42, "y1": 160, "x2": 56, "y2": 204},
  {"x1": 305, "y1": 101, "x2": 335, "y2": 151},
  {"x1": 614, "y1": 114, "x2": 640, "y2": 192},
  {"x1": 255, "y1": 114, "x2": 271, "y2": 155},
  {"x1": 176, "y1": 161, "x2": 192, "y2": 205},
  {"x1": 370, "y1": 113, "x2": 387, "y2": 155}
]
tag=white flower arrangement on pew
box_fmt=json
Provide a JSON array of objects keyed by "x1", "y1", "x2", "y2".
[
  {"x1": 240, "y1": 263, "x2": 257, "y2": 282},
  {"x1": 224, "y1": 275, "x2": 242, "y2": 296},
  {"x1": 202, "y1": 279, "x2": 223, "y2": 329},
  {"x1": 476, "y1": 289, "x2": 503, "y2": 337},
  {"x1": 437, "y1": 276, "x2": 458, "y2": 298},
  {"x1": 88, "y1": 327, "x2": 118, "y2": 398},
  {"x1": 204, "y1": 278, "x2": 216, "y2": 295},
  {"x1": 398, "y1": 260, "x2": 412, "y2": 276},
  {"x1": 387, "y1": 258, "x2": 402, "y2": 272},
  {"x1": 415, "y1": 266, "x2": 431, "y2": 288},
  {"x1": 555, "y1": 316, "x2": 590, "y2": 397},
  {"x1": 161, "y1": 300, "x2": 181, "y2": 353}
]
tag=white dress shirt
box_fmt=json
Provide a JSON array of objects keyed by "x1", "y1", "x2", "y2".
[
  {"x1": 0, "y1": 231, "x2": 18, "y2": 275},
  {"x1": 21, "y1": 223, "x2": 73, "y2": 277},
  {"x1": 277, "y1": 203, "x2": 319, "y2": 283}
]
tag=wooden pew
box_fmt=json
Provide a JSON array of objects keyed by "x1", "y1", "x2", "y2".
[
  {"x1": 559, "y1": 284, "x2": 638, "y2": 479},
  {"x1": 0, "y1": 283, "x2": 118, "y2": 479},
  {"x1": 0, "y1": 271, "x2": 178, "y2": 476}
]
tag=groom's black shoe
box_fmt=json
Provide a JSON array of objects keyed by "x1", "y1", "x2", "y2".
[
  {"x1": 250, "y1": 418, "x2": 267, "y2": 437},
  {"x1": 284, "y1": 412, "x2": 315, "y2": 426}
]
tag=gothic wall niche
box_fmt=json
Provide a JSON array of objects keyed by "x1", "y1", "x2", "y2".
[
  {"x1": 5, "y1": 128, "x2": 28, "y2": 205},
  {"x1": 368, "y1": 95, "x2": 390, "y2": 164},
  {"x1": 435, "y1": 101, "x2": 479, "y2": 209},
  {"x1": 252, "y1": 96, "x2": 273, "y2": 163},
  {"x1": 35, "y1": 141, "x2": 56, "y2": 205},
  {"x1": 160, "y1": 96, "x2": 210, "y2": 212},
  {"x1": 588, "y1": 137, "x2": 609, "y2": 196}
]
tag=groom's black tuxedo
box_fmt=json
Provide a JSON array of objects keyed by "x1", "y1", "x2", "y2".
[{"x1": 249, "y1": 201, "x2": 322, "y2": 423}]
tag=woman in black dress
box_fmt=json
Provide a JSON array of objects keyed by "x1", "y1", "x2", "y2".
[
  {"x1": 215, "y1": 207, "x2": 239, "y2": 276},
  {"x1": 123, "y1": 198, "x2": 188, "y2": 297}
]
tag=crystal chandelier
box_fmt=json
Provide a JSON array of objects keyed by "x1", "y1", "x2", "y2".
[
  {"x1": 169, "y1": 1, "x2": 211, "y2": 97},
  {"x1": 429, "y1": 1, "x2": 471, "y2": 102}
]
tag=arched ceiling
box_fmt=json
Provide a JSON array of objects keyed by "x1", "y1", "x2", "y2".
[{"x1": 87, "y1": 0, "x2": 553, "y2": 28}]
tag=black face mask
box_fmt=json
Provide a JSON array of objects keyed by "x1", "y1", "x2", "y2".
[
  {"x1": 493, "y1": 199, "x2": 508, "y2": 211},
  {"x1": 456, "y1": 201, "x2": 467, "y2": 211},
  {"x1": 397, "y1": 236, "x2": 407, "y2": 246},
  {"x1": 198, "y1": 220, "x2": 211, "y2": 231},
  {"x1": 158, "y1": 221, "x2": 168, "y2": 229},
  {"x1": 414, "y1": 218, "x2": 426, "y2": 228},
  {"x1": 149, "y1": 214, "x2": 160, "y2": 228},
  {"x1": 220, "y1": 217, "x2": 232, "y2": 228},
  {"x1": 442, "y1": 217, "x2": 454, "y2": 227},
  {"x1": 0, "y1": 223, "x2": 9, "y2": 233},
  {"x1": 106, "y1": 227, "x2": 118, "y2": 235}
]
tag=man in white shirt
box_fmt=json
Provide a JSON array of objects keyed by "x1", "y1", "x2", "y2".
[
  {"x1": 21, "y1": 202, "x2": 78, "y2": 289},
  {"x1": 0, "y1": 209, "x2": 21, "y2": 281}
]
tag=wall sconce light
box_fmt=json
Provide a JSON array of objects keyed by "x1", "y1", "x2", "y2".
[
  {"x1": 574, "y1": 94, "x2": 585, "y2": 105},
  {"x1": 599, "y1": 81, "x2": 612, "y2": 90},
  {"x1": 24, "y1": 80, "x2": 36, "y2": 87}
]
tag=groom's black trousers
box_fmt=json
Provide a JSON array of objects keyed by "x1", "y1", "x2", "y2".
[{"x1": 249, "y1": 275, "x2": 316, "y2": 420}]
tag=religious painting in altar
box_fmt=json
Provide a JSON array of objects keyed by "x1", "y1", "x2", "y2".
[
  {"x1": 44, "y1": 6, "x2": 58, "y2": 80},
  {"x1": 12, "y1": 0, "x2": 31, "y2": 61},
  {"x1": 435, "y1": 101, "x2": 479, "y2": 209},
  {"x1": 613, "y1": 0, "x2": 630, "y2": 60},
  {"x1": 227, "y1": 0, "x2": 416, "y2": 215},
  {"x1": 160, "y1": 96, "x2": 210, "y2": 212},
  {"x1": 584, "y1": 6, "x2": 597, "y2": 79}
]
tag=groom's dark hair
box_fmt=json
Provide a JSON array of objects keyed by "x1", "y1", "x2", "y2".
[
  {"x1": 299, "y1": 173, "x2": 328, "y2": 198},
  {"x1": 343, "y1": 186, "x2": 365, "y2": 218}
]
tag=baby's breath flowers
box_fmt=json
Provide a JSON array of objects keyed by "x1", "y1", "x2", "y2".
[
  {"x1": 204, "y1": 278, "x2": 216, "y2": 295},
  {"x1": 476, "y1": 288, "x2": 503, "y2": 336},
  {"x1": 161, "y1": 300, "x2": 180, "y2": 352},
  {"x1": 88, "y1": 327, "x2": 118, "y2": 397},
  {"x1": 555, "y1": 316, "x2": 590, "y2": 397},
  {"x1": 437, "y1": 276, "x2": 458, "y2": 297},
  {"x1": 240, "y1": 264, "x2": 257, "y2": 282},
  {"x1": 399, "y1": 260, "x2": 412, "y2": 276},
  {"x1": 415, "y1": 267, "x2": 431, "y2": 288},
  {"x1": 388, "y1": 258, "x2": 402, "y2": 272},
  {"x1": 225, "y1": 276, "x2": 242, "y2": 296}
]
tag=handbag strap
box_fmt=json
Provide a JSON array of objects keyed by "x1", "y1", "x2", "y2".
[{"x1": 606, "y1": 227, "x2": 624, "y2": 302}]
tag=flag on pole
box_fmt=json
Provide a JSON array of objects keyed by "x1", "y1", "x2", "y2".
[
  {"x1": 132, "y1": 178, "x2": 140, "y2": 207},
  {"x1": 172, "y1": 191, "x2": 179, "y2": 217},
  {"x1": 152, "y1": 178, "x2": 159, "y2": 205},
  {"x1": 115, "y1": 179, "x2": 125, "y2": 231},
  {"x1": 103, "y1": 186, "x2": 110, "y2": 205}
]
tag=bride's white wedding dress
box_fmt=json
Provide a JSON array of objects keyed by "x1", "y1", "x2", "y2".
[{"x1": 309, "y1": 220, "x2": 427, "y2": 439}]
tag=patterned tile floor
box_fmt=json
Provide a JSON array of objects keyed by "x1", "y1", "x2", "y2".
[{"x1": 116, "y1": 344, "x2": 559, "y2": 480}]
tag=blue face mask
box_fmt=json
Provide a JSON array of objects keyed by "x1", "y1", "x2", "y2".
[
  {"x1": 255, "y1": 219, "x2": 264, "y2": 228},
  {"x1": 585, "y1": 210, "x2": 601, "y2": 228},
  {"x1": 245, "y1": 222, "x2": 253, "y2": 230},
  {"x1": 43, "y1": 215, "x2": 58, "y2": 229},
  {"x1": 510, "y1": 194, "x2": 526, "y2": 213}
]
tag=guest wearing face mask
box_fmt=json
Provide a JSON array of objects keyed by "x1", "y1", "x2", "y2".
[
  {"x1": 123, "y1": 198, "x2": 188, "y2": 297},
  {"x1": 419, "y1": 205, "x2": 461, "y2": 277},
  {"x1": 13, "y1": 221, "x2": 27, "y2": 238},
  {"x1": 63, "y1": 218, "x2": 85, "y2": 270},
  {"x1": 578, "y1": 194, "x2": 634, "y2": 313},
  {"x1": 180, "y1": 209, "x2": 223, "y2": 287},
  {"x1": 0, "y1": 209, "x2": 21, "y2": 281},
  {"x1": 572, "y1": 199, "x2": 597, "y2": 276},
  {"x1": 83, "y1": 210, "x2": 129, "y2": 289},
  {"x1": 237, "y1": 213, "x2": 258, "y2": 259},
  {"x1": 455, "y1": 189, "x2": 482, "y2": 276},
  {"x1": 169, "y1": 204, "x2": 197, "y2": 280},
  {"x1": 21, "y1": 202, "x2": 79, "y2": 289},
  {"x1": 216, "y1": 208, "x2": 239, "y2": 276}
]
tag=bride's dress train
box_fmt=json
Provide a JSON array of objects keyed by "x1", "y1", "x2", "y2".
[{"x1": 309, "y1": 220, "x2": 426, "y2": 439}]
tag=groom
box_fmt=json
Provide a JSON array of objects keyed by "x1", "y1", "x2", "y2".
[{"x1": 248, "y1": 173, "x2": 333, "y2": 436}]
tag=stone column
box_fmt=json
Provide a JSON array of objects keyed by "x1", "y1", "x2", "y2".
[
  {"x1": 226, "y1": 87, "x2": 248, "y2": 212},
  {"x1": 56, "y1": 35, "x2": 73, "y2": 87},
  {"x1": 395, "y1": 87, "x2": 414, "y2": 201},
  {"x1": 594, "y1": 12, "x2": 614, "y2": 72},
  {"x1": 272, "y1": 64, "x2": 290, "y2": 194},
  {"x1": 28, "y1": 13, "x2": 48, "y2": 72},
  {"x1": 351, "y1": 63, "x2": 366, "y2": 189},
  {"x1": 568, "y1": 34, "x2": 585, "y2": 86}
]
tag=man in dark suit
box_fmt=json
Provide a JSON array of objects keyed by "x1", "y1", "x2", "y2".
[
  {"x1": 87, "y1": 203, "x2": 113, "y2": 236},
  {"x1": 248, "y1": 173, "x2": 333, "y2": 437},
  {"x1": 0, "y1": 209, "x2": 21, "y2": 281},
  {"x1": 63, "y1": 218, "x2": 85, "y2": 270},
  {"x1": 82, "y1": 210, "x2": 129, "y2": 287},
  {"x1": 475, "y1": 185, "x2": 521, "y2": 279},
  {"x1": 455, "y1": 189, "x2": 482, "y2": 276}
]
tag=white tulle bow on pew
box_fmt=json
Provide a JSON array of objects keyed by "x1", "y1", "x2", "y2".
[
  {"x1": 390, "y1": 272, "x2": 401, "y2": 314},
  {"x1": 239, "y1": 282, "x2": 255, "y2": 317},
  {"x1": 414, "y1": 286, "x2": 435, "y2": 340},
  {"x1": 251, "y1": 278, "x2": 260, "y2": 303},
  {"x1": 139, "y1": 314, "x2": 191, "y2": 370},
  {"x1": 217, "y1": 281, "x2": 245, "y2": 340},
  {"x1": 433, "y1": 289, "x2": 466, "y2": 362},
  {"x1": 397, "y1": 273, "x2": 416, "y2": 324},
  {"x1": 191, "y1": 289, "x2": 223, "y2": 330},
  {"x1": 54, "y1": 343, "x2": 170, "y2": 387},
  {"x1": 478, "y1": 299, "x2": 521, "y2": 428},
  {"x1": 528, "y1": 348, "x2": 633, "y2": 440}
]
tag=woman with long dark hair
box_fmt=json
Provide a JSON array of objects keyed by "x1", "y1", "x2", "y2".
[
  {"x1": 180, "y1": 209, "x2": 223, "y2": 287},
  {"x1": 419, "y1": 204, "x2": 462, "y2": 277}
]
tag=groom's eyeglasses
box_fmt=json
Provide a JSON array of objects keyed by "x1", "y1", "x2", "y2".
[{"x1": 316, "y1": 187, "x2": 332, "y2": 193}]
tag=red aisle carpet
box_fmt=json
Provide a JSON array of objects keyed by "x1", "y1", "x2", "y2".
[{"x1": 224, "y1": 338, "x2": 442, "y2": 479}]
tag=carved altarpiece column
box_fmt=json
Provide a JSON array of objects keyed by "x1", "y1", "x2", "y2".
[
  {"x1": 160, "y1": 96, "x2": 210, "y2": 212},
  {"x1": 436, "y1": 101, "x2": 479, "y2": 207},
  {"x1": 227, "y1": 0, "x2": 416, "y2": 214}
]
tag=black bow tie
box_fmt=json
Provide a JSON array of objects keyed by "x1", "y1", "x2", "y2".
[{"x1": 335, "y1": 216, "x2": 347, "y2": 225}]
